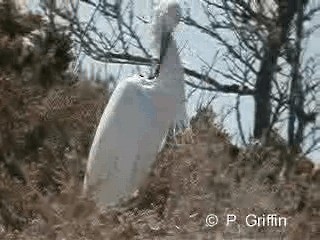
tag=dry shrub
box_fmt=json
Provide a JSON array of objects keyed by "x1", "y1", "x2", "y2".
[
  {"x1": 125, "y1": 107, "x2": 320, "y2": 239},
  {"x1": 1, "y1": 89, "x2": 320, "y2": 239},
  {"x1": 0, "y1": 0, "x2": 73, "y2": 87},
  {"x1": 0, "y1": 0, "x2": 109, "y2": 234}
]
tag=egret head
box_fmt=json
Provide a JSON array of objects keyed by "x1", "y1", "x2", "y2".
[
  {"x1": 162, "y1": 1, "x2": 181, "y2": 31},
  {"x1": 151, "y1": 1, "x2": 181, "y2": 60}
]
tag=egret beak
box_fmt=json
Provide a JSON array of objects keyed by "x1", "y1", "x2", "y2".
[
  {"x1": 153, "y1": 31, "x2": 171, "y2": 77},
  {"x1": 159, "y1": 31, "x2": 171, "y2": 65}
]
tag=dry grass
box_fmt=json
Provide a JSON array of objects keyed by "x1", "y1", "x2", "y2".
[
  {"x1": 0, "y1": 1, "x2": 320, "y2": 239},
  {"x1": 1, "y1": 105, "x2": 319, "y2": 239}
]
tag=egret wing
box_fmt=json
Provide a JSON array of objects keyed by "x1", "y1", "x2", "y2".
[{"x1": 84, "y1": 76, "x2": 161, "y2": 205}]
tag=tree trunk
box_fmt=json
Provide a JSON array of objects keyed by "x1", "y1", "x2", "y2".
[
  {"x1": 254, "y1": 46, "x2": 280, "y2": 139},
  {"x1": 254, "y1": 0, "x2": 302, "y2": 140},
  {"x1": 293, "y1": 0, "x2": 305, "y2": 148},
  {"x1": 287, "y1": 0, "x2": 307, "y2": 152}
]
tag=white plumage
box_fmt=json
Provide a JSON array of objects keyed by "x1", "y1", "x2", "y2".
[{"x1": 83, "y1": 0, "x2": 186, "y2": 206}]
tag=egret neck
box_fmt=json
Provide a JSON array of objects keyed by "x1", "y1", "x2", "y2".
[{"x1": 157, "y1": 34, "x2": 184, "y2": 92}]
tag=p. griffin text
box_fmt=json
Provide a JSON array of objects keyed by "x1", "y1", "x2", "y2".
[{"x1": 226, "y1": 214, "x2": 288, "y2": 227}]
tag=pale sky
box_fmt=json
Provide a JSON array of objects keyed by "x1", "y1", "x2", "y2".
[{"x1": 26, "y1": 0, "x2": 320, "y2": 161}]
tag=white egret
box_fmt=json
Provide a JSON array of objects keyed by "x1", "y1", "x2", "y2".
[{"x1": 83, "y1": 0, "x2": 186, "y2": 206}]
